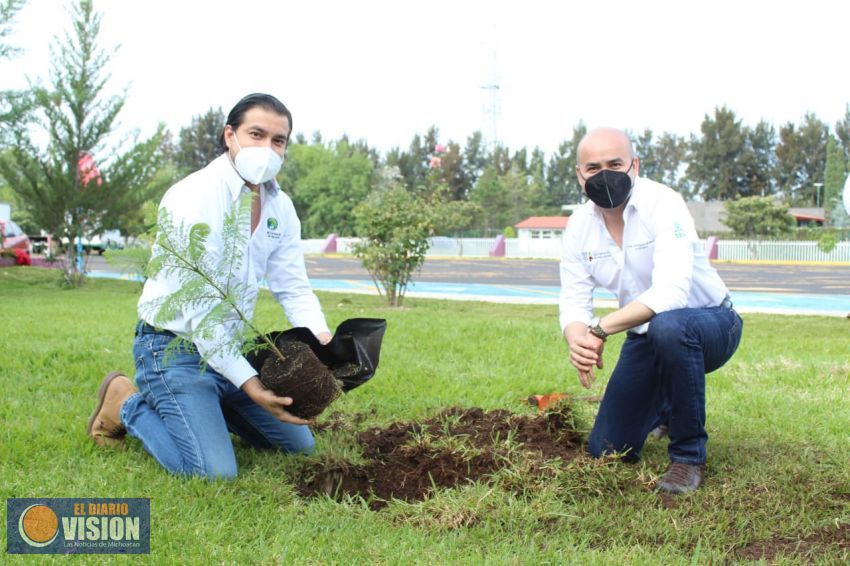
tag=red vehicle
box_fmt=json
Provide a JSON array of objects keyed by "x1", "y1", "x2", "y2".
[{"x1": 1, "y1": 219, "x2": 31, "y2": 251}]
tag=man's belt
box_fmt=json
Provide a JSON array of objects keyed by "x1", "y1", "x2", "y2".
[{"x1": 135, "y1": 320, "x2": 177, "y2": 337}]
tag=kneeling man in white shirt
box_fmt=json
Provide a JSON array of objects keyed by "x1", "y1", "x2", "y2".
[{"x1": 560, "y1": 127, "x2": 743, "y2": 494}]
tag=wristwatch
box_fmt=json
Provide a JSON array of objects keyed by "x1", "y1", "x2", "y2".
[{"x1": 588, "y1": 317, "x2": 609, "y2": 341}]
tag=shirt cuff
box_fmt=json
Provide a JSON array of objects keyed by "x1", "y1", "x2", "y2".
[
  {"x1": 288, "y1": 313, "x2": 330, "y2": 338},
  {"x1": 212, "y1": 355, "x2": 258, "y2": 389},
  {"x1": 559, "y1": 308, "x2": 593, "y2": 333}
]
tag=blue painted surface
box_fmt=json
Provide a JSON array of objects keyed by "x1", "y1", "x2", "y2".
[
  {"x1": 88, "y1": 272, "x2": 849, "y2": 316},
  {"x1": 309, "y1": 278, "x2": 849, "y2": 316}
]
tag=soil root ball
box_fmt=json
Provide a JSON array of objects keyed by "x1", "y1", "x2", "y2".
[{"x1": 260, "y1": 339, "x2": 342, "y2": 419}]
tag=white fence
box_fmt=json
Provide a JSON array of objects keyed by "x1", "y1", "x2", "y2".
[
  {"x1": 425, "y1": 237, "x2": 498, "y2": 257},
  {"x1": 717, "y1": 240, "x2": 850, "y2": 263},
  {"x1": 302, "y1": 237, "x2": 850, "y2": 263},
  {"x1": 304, "y1": 237, "x2": 560, "y2": 258}
]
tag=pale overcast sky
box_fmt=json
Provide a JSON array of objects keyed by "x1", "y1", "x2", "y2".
[{"x1": 2, "y1": 0, "x2": 849, "y2": 154}]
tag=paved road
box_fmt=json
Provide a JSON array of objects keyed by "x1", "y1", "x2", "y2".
[
  {"x1": 306, "y1": 256, "x2": 850, "y2": 296},
  {"x1": 86, "y1": 254, "x2": 850, "y2": 295}
]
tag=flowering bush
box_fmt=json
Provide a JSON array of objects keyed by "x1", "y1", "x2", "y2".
[{"x1": 0, "y1": 248, "x2": 32, "y2": 266}]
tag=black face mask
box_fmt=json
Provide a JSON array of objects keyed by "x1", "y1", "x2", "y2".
[{"x1": 581, "y1": 160, "x2": 635, "y2": 209}]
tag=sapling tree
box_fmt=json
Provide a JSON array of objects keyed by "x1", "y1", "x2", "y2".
[
  {"x1": 142, "y1": 192, "x2": 282, "y2": 362},
  {"x1": 0, "y1": 0, "x2": 168, "y2": 287}
]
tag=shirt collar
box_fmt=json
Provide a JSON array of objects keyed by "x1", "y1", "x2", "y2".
[
  {"x1": 213, "y1": 153, "x2": 281, "y2": 201},
  {"x1": 624, "y1": 176, "x2": 647, "y2": 215}
]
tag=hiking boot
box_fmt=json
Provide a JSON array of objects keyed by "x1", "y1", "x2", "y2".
[
  {"x1": 87, "y1": 372, "x2": 137, "y2": 447},
  {"x1": 656, "y1": 462, "x2": 706, "y2": 494}
]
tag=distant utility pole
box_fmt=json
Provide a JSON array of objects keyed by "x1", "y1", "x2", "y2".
[
  {"x1": 480, "y1": 82, "x2": 501, "y2": 150},
  {"x1": 480, "y1": 48, "x2": 501, "y2": 151}
]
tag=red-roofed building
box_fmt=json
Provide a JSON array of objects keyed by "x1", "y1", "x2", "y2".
[
  {"x1": 790, "y1": 211, "x2": 825, "y2": 227},
  {"x1": 514, "y1": 216, "x2": 569, "y2": 240}
]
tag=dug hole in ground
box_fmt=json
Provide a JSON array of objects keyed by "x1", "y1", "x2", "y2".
[{"x1": 297, "y1": 405, "x2": 583, "y2": 510}]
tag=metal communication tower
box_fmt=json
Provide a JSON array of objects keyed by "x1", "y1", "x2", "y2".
[{"x1": 480, "y1": 81, "x2": 501, "y2": 150}]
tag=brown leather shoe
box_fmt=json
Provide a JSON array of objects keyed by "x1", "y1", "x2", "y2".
[
  {"x1": 87, "y1": 372, "x2": 137, "y2": 447},
  {"x1": 656, "y1": 462, "x2": 706, "y2": 494}
]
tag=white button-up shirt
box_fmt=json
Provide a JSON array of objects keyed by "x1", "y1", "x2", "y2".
[
  {"x1": 559, "y1": 176, "x2": 728, "y2": 334},
  {"x1": 138, "y1": 153, "x2": 329, "y2": 388}
]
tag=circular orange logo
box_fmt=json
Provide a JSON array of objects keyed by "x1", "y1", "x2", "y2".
[{"x1": 19, "y1": 504, "x2": 59, "y2": 546}]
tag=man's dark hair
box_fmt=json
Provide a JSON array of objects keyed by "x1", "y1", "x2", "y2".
[{"x1": 218, "y1": 93, "x2": 292, "y2": 153}]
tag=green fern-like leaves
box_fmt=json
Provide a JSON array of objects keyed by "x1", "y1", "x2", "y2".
[{"x1": 141, "y1": 192, "x2": 270, "y2": 364}]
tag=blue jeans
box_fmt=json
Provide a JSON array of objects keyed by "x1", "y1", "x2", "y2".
[
  {"x1": 587, "y1": 305, "x2": 743, "y2": 465},
  {"x1": 120, "y1": 322, "x2": 314, "y2": 479}
]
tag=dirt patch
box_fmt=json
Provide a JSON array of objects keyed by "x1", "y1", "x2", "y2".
[
  {"x1": 297, "y1": 406, "x2": 581, "y2": 509},
  {"x1": 735, "y1": 522, "x2": 850, "y2": 562},
  {"x1": 260, "y1": 338, "x2": 342, "y2": 419}
]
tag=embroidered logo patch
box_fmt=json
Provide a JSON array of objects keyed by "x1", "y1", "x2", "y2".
[
  {"x1": 672, "y1": 222, "x2": 686, "y2": 239},
  {"x1": 267, "y1": 218, "x2": 278, "y2": 231}
]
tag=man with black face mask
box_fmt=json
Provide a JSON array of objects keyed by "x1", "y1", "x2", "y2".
[{"x1": 559, "y1": 127, "x2": 743, "y2": 494}]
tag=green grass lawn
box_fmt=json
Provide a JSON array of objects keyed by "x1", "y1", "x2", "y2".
[{"x1": 1, "y1": 267, "x2": 848, "y2": 564}]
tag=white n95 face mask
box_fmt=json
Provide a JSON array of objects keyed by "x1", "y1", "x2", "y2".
[{"x1": 230, "y1": 133, "x2": 284, "y2": 185}]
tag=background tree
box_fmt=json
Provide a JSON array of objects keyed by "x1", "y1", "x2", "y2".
[
  {"x1": 0, "y1": 0, "x2": 167, "y2": 285},
  {"x1": 823, "y1": 136, "x2": 847, "y2": 218},
  {"x1": 469, "y1": 164, "x2": 547, "y2": 232},
  {"x1": 634, "y1": 129, "x2": 689, "y2": 194},
  {"x1": 775, "y1": 113, "x2": 828, "y2": 205},
  {"x1": 826, "y1": 193, "x2": 850, "y2": 228},
  {"x1": 739, "y1": 120, "x2": 777, "y2": 198},
  {"x1": 545, "y1": 122, "x2": 585, "y2": 208},
  {"x1": 468, "y1": 165, "x2": 510, "y2": 232},
  {"x1": 393, "y1": 132, "x2": 430, "y2": 191},
  {"x1": 462, "y1": 130, "x2": 488, "y2": 191},
  {"x1": 687, "y1": 106, "x2": 749, "y2": 200},
  {"x1": 634, "y1": 129, "x2": 658, "y2": 180},
  {"x1": 0, "y1": 0, "x2": 27, "y2": 149},
  {"x1": 0, "y1": 0, "x2": 24, "y2": 60},
  {"x1": 834, "y1": 105, "x2": 850, "y2": 165},
  {"x1": 281, "y1": 138, "x2": 373, "y2": 237},
  {"x1": 174, "y1": 106, "x2": 225, "y2": 175},
  {"x1": 431, "y1": 140, "x2": 468, "y2": 200},
  {"x1": 431, "y1": 197, "x2": 482, "y2": 236},
  {"x1": 722, "y1": 196, "x2": 794, "y2": 238},
  {"x1": 653, "y1": 132, "x2": 688, "y2": 194}
]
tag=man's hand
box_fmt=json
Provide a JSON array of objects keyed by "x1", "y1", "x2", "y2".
[
  {"x1": 564, "y1": 322, "x2": 605, "y2": 389},
  {"x1": 241, "y1": 376, "x2": 310, "y2": 425},
  {"x1": 316, "y1": 331, "x2": 332, "y2": 345}
]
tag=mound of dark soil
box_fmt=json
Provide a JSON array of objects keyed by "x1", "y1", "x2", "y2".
[
  {"x1": 297, "y1": 406, "x2": 581, "y2": 508},
  {"x1": 260, "y1": 339, "x2": 342, "y2": 419}
]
